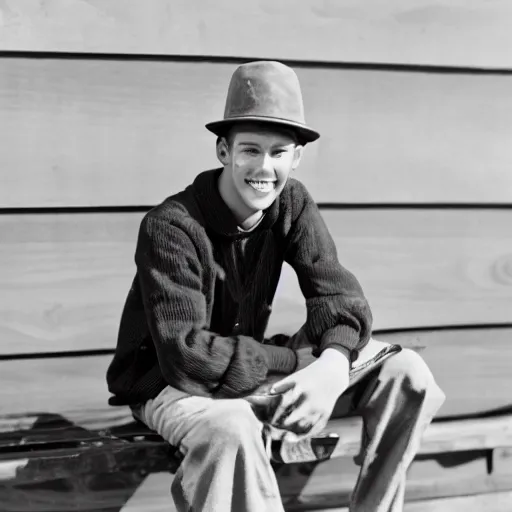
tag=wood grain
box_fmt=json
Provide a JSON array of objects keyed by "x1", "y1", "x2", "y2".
[
  {"x1": 269, "y1": 209, "x2": 512, "y2": 338},
  {"x1": 2, "y1": 57, "x2": 512, "y2": 207},
  {"x1": 0, "y1": 212, "x2": 138, "y2": 354},
  {"x1": 313, "y1": 491, "x2": 512, "y2": 512},
  {"x1": 402, "y1": 491, "x2": 512, "y2": 512},
  {"x1": 2, "y1": 210, "x2": 511, "y2": 354},
  {"x1": 1, "y1": 1, "x2": 512, "y2": 69},
  {"x1": 280, "y1": 449, "x2": 512, "y2": 508},
  {"x1": 2, "y1": 456, "x2": 512, "y2": 512},
  {"x1": 1, "y1": 329, "x2": 511, "y2": 421},
  {"x1": 3, "y1": 410, "x2": 512, "y2": 464},
  {"x1": 62, "y1": 452, "x2": 512, "y2": 512},
  {"x1": 325, "y1": 415, "x2": 512, "y2": 459},
  {"x1": 278, "y1": 414, "x2": 512, "y2": 463}
]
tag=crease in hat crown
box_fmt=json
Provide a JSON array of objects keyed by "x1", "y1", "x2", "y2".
[{"x1": 206, "y1": 61, "x2": 320, "y2": 144}]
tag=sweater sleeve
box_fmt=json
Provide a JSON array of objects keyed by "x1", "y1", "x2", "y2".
[
  {"x1": 135, "y1": 215, "x2": 297, "y2": 398},
  {"x1": 284, "y1": 182, "x2": 373, "y2": 361}
]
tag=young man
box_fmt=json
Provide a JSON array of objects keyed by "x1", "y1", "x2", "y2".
[{"x1": 106, "y1": 61, "x2": 445, "y2": 512}]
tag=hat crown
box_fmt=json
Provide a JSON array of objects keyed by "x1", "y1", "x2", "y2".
[
  {"x1": 223, "y1": 61, "x2": 306, "y2": 125},
  {"x1": 205, "y1": 60, "x2": 319, "y2": 144}
]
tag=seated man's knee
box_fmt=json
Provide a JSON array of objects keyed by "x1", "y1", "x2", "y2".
[
  {"x1": 383, "y1": 348, "x2": 446, "y2": 408},
  {"x1": 200, "y1": 400, "x2": 262, "y2": 446}
]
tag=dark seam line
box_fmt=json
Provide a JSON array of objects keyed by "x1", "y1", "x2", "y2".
[
  {"x1": 372, "y1": 323, "x2": 512, "y2": 335},
  {"x1": 1, "y1": 50, "x2": 512, "y2": 76},
  {"x1": 0, "y1": 348, "x2": 115, "y2": 361},
  {"x1": 2, "y1": 324, "x2": 511, "y2": 362},
  {"x1": 317, "y1": 203, "x2": 512, "y2": 210},
  {"x1": 1, "y1": 203, "x2": 512, "y2": 215},
  {"x1": 0, "y1": 206, "x2": 153, "y2": 215}
]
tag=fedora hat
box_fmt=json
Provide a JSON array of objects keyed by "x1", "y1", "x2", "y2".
[{"x1": 206, "y1": 61, "x2": 320, "y2": 145}]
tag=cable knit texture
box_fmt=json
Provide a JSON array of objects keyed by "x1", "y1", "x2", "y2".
[{"x1": 106, "y1": 168, "x2": 372, "y2": 405}]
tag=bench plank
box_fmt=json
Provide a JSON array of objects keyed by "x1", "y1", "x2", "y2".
[
  {"x1": 397, "y1": 491, "x2": 512, "y2": 512},
  {"x1": 2, "y1": 413, "x2": 512, "y2": 472},
  {"x1": 121, "y1": 453, "x2": 512, "y2": 511},
  {"x1": 313, "y1": 491, "x2": 512, "y2": 512},
  {"x1": 325, "y1": 415, "x2": 512, "y2": 459},
  {"x1": 1, "y1": 1, "x2": 511, "y2": 69},
  {"x1": 2, "y1": 210, "x2": 511, "y2": 354},
  {"x1": 2, "y1": 58, "x2": 512, "y2": 207},
  {"x1": 280, "y1": 448, "x2": 512, "y2": 507},
  {"x1": 1, "y1": 414, "x2": 512, "y2": 481},
  {"x1": 2, "y1": 449, "x2": 512, "y2": 511}
]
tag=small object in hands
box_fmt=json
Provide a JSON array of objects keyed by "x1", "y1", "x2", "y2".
[
  {"x1": 269, "y1": 432, "x2": 340, "y2": 464},
  {"x1": 246, "y1": 392, "x2": 284, "y2": 423}
]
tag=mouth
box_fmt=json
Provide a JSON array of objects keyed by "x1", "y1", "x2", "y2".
[{"x1": 245, "y1": 179, "x2": 277, "y2": 193}]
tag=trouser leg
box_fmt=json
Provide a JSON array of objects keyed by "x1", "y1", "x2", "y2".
[
  {"x1": 136, "y1": 387, "x2": 285, "y2": 512},
  {"x1": 348, "y1": 345, "x2": 446, "y2": 512}
]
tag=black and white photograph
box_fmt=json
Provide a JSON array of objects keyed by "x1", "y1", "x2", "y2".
[{"x1": 1, "y1": 2, "x2": 511, "y2": 511}]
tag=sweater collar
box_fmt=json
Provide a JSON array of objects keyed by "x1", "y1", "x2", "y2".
[{"x1": 192, "y1": 168, "x2": 280, "y2": 238}]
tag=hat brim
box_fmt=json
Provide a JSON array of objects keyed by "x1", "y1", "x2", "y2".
[{"x1": 205, "y1": 116, "x2": 320, "y2": 145}]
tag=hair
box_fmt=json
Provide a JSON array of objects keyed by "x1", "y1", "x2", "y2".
[{"x1": 216, "y1": 121, "x2": 300, "y2": 151}]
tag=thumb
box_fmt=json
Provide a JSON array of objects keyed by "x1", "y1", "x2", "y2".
[{"x1": 270, "y1": 377, "x2": 295, "y2": 395}]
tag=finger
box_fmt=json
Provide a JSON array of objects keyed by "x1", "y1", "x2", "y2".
[
  {"x1": 271, "y1": 394, "x2": 298, "y2": 427},
  {"x1": 269, "y1": 377, "x2": 296, "y2": 395},
  {"x1": 284, "y1": 409, "x2": 322, "y2": 435},
  {"x1": 271, "y1": 387, "x2": 304, "y2": 426},
  {"x1": 307, "y1": 414, "x2": 329, "y2": 438},
  {"x1": 279, "y1": 403, "x2": 311, "y2": 430}
]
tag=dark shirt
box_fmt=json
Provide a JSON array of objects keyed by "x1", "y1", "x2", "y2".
[{"x1": 106, "y1": 168, "x2": 372, "y2": 405}]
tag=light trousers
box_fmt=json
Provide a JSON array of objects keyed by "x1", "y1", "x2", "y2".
[{"x1": 133, "y1": 338, "x2": 445, "y2": 512}]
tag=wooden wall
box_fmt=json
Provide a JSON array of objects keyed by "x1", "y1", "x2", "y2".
[
  {"x1": 1, "y1": 3, "x2": 512, "y2": 511},
  {"x1": 2, "y1": 0, "x2": 512, "y2": 69},
  {"x1": 1, "y1": 1, "x2": 511, "y2": 420}
]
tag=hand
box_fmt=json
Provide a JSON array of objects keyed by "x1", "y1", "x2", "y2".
[
  {"x1": 243, "y1": 346, "x2": 315, "y2": 417},
  {"x1": 295, "y1": 346, "x2": 316, "y2": 371},
  {"x1": 268, "y1": 349, "x2": 350, "y2": 441},
  {"x1": 288, "y1": 324, "x2": 316, "y2": 371}
]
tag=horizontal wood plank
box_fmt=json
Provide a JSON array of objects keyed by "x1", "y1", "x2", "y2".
[
  {"x1": 298, "y1": 492, "x2": 512, "y2": 512},
  {"x1": 327, "y1": 415, "x2": 512, "y2": 459},
  {"x1": 114, "y1": 472, "x2": 512, "y2": 512},
  {"x1": 402, "y1": 491, "x2": 512, "y2": 512},
  {"x1": 0, "y1": 212, "x2": 137, "y2": 354},
  {"x1": 2, "y1": 210, "x2": 511, "y2": 354},
  {"x1": 312, "y1": 491, "x2": 512, "y2": 512},
  {"x1": 1, "y1": 1, "x2": 512, "y2": 69},
  {"x1": 2, "y1": 58, "x2": 512, "y2": 207},
  {"x1": 1, "y1": 329, "x2": 511, "y2": 421},
  {"x1": 4, "y1": 451, "x2": 511, "y2": 511},
  {"x1": 280, "y1": 448, "x2": 512, "y2": 508},
  {"x1": 123, "y1": 481, "x2": 512, "y2": 512},
  {"x1": 270, "y1": 209, "x2": 512, "y2": 338},
  {"x1": 3, "y1": 411, "x2": 511, "y2": 463}
]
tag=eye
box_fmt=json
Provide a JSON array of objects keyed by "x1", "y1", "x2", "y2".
[
  {"x1": 272, "y1": 149, "x2": 287, "y2": 158},
  {"x1": 244, "y1": 148, "x2": 259, "y2": 156}
]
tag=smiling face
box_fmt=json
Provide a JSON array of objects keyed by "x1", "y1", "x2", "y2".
[{"x1": 217, "y1": 123, "x2": 303, "y2": 224}]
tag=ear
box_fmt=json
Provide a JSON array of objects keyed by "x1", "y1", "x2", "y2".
[
  {"x1": 216, "y1": 137, "x2": 230, "y2": 166},
  {"x1": 291, "y1": 145, "x2": 304, "y2": 171}
]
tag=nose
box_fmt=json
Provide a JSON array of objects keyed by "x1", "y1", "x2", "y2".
[{"x1": 260, "y1": 153, "x2": 274, "y2": 174}]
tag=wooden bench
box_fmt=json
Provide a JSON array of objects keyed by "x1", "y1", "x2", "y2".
[
  {"x1": 1, "y1": 322, "x2": 512, "y2": 511},
  {"x1": 1, "y1": 389, "x2": 512, "y2": 511}
]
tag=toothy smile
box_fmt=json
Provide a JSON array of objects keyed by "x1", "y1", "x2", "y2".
[{"x1": 245, "y1": 180, "x2": 277, "y2": 193}]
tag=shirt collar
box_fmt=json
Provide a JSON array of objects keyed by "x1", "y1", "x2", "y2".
[{"x1": 192, "y1": 168, "x2": 280, "y2": 238}]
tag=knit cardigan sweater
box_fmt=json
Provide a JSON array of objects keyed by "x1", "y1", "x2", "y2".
[{"x1": 106, "y1": 169, "x2": 373, "y2": 405}]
